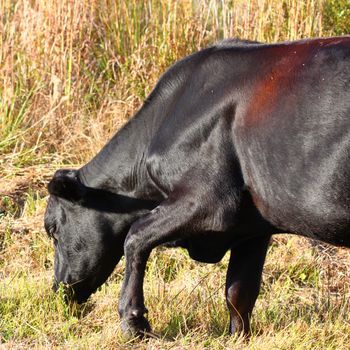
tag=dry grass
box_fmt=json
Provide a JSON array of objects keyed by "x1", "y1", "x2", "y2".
[
  {"x1": 1, "y1": 0, "x2": 350, "y2": 349},
  {"x1": 1, "y1": 0, "x2": 327, "y2": 165}
]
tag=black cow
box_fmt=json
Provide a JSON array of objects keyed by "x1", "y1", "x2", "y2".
[{"x1": 45, "y1": 37, "x2": 350, "y2": 338}]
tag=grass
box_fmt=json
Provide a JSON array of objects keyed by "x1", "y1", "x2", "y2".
[{"x1": 1, "y1": 0, "x2": 350, "y2": 349}]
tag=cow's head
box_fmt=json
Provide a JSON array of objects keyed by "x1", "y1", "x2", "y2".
[{"x1": 44, "y1": 169, "x2": 153, "y2": 303}]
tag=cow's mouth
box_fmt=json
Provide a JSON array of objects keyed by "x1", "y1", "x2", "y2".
[{"x1": 53, "y1": 278, "x2": 96, "y2": 304}]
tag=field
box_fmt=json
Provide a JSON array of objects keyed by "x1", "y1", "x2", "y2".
[{"x1": 1, "y1": 0, "x2": 350, "y2": 349}]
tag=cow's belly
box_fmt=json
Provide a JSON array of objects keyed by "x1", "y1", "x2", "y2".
[
  {"x1": 251, "y1": 188, "x2": 350, "y2": 248},
  {"x1": 245, "y1": 146, "x2": 350, "y2": 247},
  {"x1": 173, "y1": 232, "x2": 233, "y2": 263}
]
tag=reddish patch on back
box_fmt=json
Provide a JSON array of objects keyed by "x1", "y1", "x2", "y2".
[{"x1": 242, "y1": 36, "x2": 350, "y2": 128}]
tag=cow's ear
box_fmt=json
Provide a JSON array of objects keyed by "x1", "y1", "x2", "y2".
[{"x1": 48, "y1": 169, "x2": 87, "y2": 201}]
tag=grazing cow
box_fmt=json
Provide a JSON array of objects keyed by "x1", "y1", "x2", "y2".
[{"x1": 45, "y1": 37, "x2": 350, "y2": 337}]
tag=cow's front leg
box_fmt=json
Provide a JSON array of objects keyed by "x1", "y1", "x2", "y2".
[
  {"x1": 226, "y1": 235, "x2": 271, "y2": 336},
  {"x1": 118, "y1": 195, "x2": 203, "y2": 338}
]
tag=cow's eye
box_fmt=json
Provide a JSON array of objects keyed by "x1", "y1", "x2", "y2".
[
  {"x1": 52, "y1": 231, "x2": 59, "y2": 241},
  {"x1": 48, "y1": 224, "x2": 58, "y2": 241}
]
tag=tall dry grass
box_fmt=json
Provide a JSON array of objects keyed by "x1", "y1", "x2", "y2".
[{"x1": 1, "y1": 0, "x2": 329, "y2": 168}]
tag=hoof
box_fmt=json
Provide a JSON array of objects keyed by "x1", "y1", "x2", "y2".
[{"x1": 121, "y1": 312, "x2": 152, "y2": 339}]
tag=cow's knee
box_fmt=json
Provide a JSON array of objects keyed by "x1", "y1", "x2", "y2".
[
  {"x1": 123, "y1": 232, "x2": 138, "y2": 257},
  {"x1": 123, "y1": 226, "x2": 149, "y2": 260}
]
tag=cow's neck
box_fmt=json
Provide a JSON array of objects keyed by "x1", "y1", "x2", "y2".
[
  {"x1": 79, "y1": 51, "x2": 196, "y2": 199},
  {"x1": 79, "y1": 102, "x2": 161, "y2": 199}
]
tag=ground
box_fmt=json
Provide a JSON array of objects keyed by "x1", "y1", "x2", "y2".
[{"x1": 1, "y1": 165, "x2": 350, "y2": 350}]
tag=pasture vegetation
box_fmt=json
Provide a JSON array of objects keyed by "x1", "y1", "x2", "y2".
[{"x1": 1, "y1": 0, "x2": 350, "y2": 348}]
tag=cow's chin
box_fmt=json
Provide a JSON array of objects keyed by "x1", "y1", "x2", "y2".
[
  {"x1": 53, "y1": 252, "x2": 124, "y2": 304},
  {"x1": 53, "y1": 276, "x2": 107, "y2": 305},
  {"x1": 63, "y1": 282, "x2": 100, "y2": 304}
]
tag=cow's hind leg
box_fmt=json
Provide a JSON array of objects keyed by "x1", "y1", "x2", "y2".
[{"x1": 226, "y1": 235, "x2": 271, "y2": 336}]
